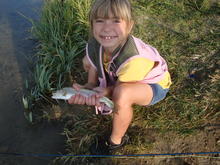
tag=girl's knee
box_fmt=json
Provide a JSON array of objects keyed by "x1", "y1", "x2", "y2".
[{"x1": 112, "y1": 84, "x2": 133, "y2": 107}]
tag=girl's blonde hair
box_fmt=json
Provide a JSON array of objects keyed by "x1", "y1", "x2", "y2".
[{"x1": 89, "y1": 0, "x2": 133, "y2": 28}]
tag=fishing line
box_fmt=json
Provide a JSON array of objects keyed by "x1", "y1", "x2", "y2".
[{"x1": 0, "y1": 151, "x2": 219, "y2": 158}]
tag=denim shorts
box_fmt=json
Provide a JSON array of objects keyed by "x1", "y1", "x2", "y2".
[{"x1": 149, "y1": 84, "x2": 169, "y2": 105}]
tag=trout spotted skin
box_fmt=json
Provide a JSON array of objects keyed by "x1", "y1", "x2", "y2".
[{"x1": 52, "y1": 87, "x2": 114, "y2": 108}]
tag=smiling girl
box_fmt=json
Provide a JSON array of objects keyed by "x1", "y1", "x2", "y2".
[{"x1": 68, "y1": 0, "x2": 171, "y2": 155}]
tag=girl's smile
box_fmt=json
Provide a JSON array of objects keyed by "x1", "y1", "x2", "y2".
[{"x1": 100, "y1": 35, "x2": 117, "y2": 40}]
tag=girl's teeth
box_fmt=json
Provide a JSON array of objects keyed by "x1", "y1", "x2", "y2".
[{"x1": 103, "y1": 36, "x2": 113, "y2": 40}]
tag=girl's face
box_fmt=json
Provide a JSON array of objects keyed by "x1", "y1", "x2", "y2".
[{"x1": 92, "y1": 12, "x2": 133, "y2": 54}]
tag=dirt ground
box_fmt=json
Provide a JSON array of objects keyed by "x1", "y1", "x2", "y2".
[
  {"x1": 148, "y1": 124, "x2": 220, "y2": 165},
  {"x1": 48, "y1": 104, "x2": 220, "y2": 165}
]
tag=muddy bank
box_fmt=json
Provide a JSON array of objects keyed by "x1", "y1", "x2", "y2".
[{"x1": 0, "y1": 0, "x2": 65, "y2": 164}]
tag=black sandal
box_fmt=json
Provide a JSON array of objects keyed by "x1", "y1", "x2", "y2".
[{"x1": 89, "y1": 134, "x2": 129, "y2": 155}]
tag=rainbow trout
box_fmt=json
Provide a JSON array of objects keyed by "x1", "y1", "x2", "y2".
[{"x1": 52, "y1": 87, "x2": 114, "y2": 109}]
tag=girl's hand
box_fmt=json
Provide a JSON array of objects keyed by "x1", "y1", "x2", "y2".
[
  {"x1": 84, "y1": 87, "x2": 108, "y2": 106},
  {"x1": 68, "y1": 84, "x2": 112, "y2": 107},
  {"x1": 68, "y1": 83, "x2": 86, "y2": 105},
  {"x1": 93, "y1": 86, "x2": 114, "y2": 98},
  {"x1": 72, "y1": 83, "x2": 84, "y2": 91},
  {"x1": 68, "y1": 93, "x2": 86, "y2": 105},
  {"x1": 92, "y1": 87, "x2": 108, "y2": 98},
  {"x1": 68, "y1": 83, "x2": 101, "y2": 106},
  {"x1": 85, "y1": 94, "x2": 100, "y2": 106}
]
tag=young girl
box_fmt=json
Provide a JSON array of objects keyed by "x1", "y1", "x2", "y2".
[{"x1": 68, "y1": 0, "x2": 171, "y2": 155}]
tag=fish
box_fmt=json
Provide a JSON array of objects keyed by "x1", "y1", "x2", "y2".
[{"x1": 52, "y1": 87, "x2": 114, "y2": 109}]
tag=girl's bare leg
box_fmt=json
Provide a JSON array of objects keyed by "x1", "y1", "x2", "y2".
[{"x1": 110, "y1": 82, "x2": 153, "y2": 144}]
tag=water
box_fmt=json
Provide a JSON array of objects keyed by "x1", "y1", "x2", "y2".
[{"x1": 0, "y1": 0, "x2": 65, "y2": 164}]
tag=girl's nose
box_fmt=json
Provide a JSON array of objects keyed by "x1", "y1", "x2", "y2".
[{"x1": 103, "y1": 20, "x2": 112, "y2": 32}]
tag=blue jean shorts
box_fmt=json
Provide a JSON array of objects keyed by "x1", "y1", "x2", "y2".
[{"x1": 149, "y1": 84, "x2": 169, "y2": 105}]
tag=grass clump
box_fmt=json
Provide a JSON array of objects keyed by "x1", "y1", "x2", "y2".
[
  {"x1": 25, "y1": 0, "x2": 91, "y2": 109},
  {"x1": 28, "y1": 0, "x2": 219, "y2": 164}
]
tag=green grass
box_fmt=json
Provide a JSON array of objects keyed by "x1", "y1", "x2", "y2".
[{"x1": 27, "y1": 0, "x2": 220, "y2": 164}]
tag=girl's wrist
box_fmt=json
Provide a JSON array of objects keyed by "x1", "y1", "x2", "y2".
[
  {"x1": 84, "y1": 83, "x2": 96, "y2": 89},
  {"x1": 106, "y1": 86, "x2": 114, "y2": 97}
]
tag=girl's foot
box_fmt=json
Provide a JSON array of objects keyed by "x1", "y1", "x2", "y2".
[{"x1": 89, "y1": 134, "x2": 129, "y2": 155}]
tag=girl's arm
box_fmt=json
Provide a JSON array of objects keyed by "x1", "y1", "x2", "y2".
[
  {"x1": 84, "y1": 65, "x2": 98, "y2": 89},
  {"x1": 72, "y1": 66, "x2": 98, "y2": 90},
  {"x1": 68, "y1": 56, "x2": 98, "y2": 105},
  {"x1": 83, "y1": 55, "x2": 98, "y2": 89}
]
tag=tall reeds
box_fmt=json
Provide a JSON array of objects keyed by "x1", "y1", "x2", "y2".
[{"x1": 25, "y1": 0, "x2": 91, "y2": 109}]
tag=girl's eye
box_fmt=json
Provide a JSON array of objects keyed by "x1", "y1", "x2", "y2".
[
  {"x1": 114, "y1": 19, "x2": 121, "y2": 23},
  {"x1": 95, "y1": 19, "x2": 104, "y2": 23}
]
